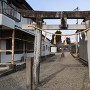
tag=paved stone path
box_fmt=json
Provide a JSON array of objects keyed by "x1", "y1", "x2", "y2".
[
  {"x1": 0, "y1": 52, "x2": 89, "y2": 90},
  {"x1": 38, "y1": 52, "x2": 89, "y2": 90}
]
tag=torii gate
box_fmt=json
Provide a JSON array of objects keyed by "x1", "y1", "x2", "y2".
[{"x1": 19, "y1": 9, "x2": 90, "y2": 87}]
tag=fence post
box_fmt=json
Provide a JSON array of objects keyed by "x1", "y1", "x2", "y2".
[{"x1": 26, "y1": 57, "x2": 33, "y2": 90}]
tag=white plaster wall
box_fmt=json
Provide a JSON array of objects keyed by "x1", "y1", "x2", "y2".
[
  {"x1": 1, "y1": 54, "x2": 24, "y2": 63},
  {"x1": 1, "y1": 40, "x2": 25, "y2": 63},
  {"x1": 51, "y1": 47, "x2": 57, "y2": 53},
  {"x1": 1, "y1": 40, "x2": 34, "y2": 63},
  {"x1": 0, "y1": 36, "x2": 51, "y2": 63},
  {"x1": 15, "y1": 17, "x2": 35, "y2": 35},
  {"x1": 27, "y1": 53, "x2": 34, "y2": 58},
  {"x1": 41, "y1": 36, "x2": 51, "y2": 56},
  {"x1": 0, "y1": 13, "x2": 52, "y2": 63},
  {"x1": 79, "y1": 40, "x2": 88, "y2": 61},
  {"x1": 45, "y1": 41, "x2": 50, "y2": 56},
  {"x1": 0, "y1": 15, "x2": 36, "y2": 62},
  {"x1": 0, "y1": 14, "x2": 2, "y2": 25},
  {"x1": 41, "y1": 36, "x2": 45, "y2": 56},
  {"x1": 0, "y1": 0, "x2": 35, "y2": 34},
  {"x1": 0, "y1": 14, "x2": 35, "y2": 35},
  {"x1": 1, "y1": 14, "x2": 15, "y2": 29},
  {"x1": 15, "y1": 17, "x2": 28, "y2": 27}
]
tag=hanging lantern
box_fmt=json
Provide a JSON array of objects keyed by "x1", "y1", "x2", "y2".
[
  {"x1": 79, "y1": 32, "x2": 82, "y2": 40},
  {"x1": 64, "y1": 36, "x2": 67, "y2": 45},
  {"x1": 84, "y1": 31, "x2": 88, "y2": 41},
  {"x1": 54, "y1": 35, "x2": 56, "y2": 44},
  {"x1": 75, "y1": 34, "x2": 78, "y2": 44}
]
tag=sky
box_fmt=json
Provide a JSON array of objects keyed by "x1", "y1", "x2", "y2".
[{"x1": 26, "y1": 0, "x2": 90, "y2": 42}]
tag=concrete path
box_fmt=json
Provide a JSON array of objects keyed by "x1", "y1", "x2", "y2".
[
  {"x1": 38, "y1": 52, "x2": 89, "y2": 90},
  {"x1": 0, "y1": 52, "x2": 89, "y2": 90}
]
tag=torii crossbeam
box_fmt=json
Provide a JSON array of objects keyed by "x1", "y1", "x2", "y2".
[{"x1": 19, "y1": 10, "x2": 90, "y2": 19}]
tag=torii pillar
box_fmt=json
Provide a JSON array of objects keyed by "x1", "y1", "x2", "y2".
[
  {"x1": 86, "y1": 20, "x2": 90, "y2": 82},
  {"x1": 85, "y1": 20, "x2": 90, "y2": 84},
  {"x1": 33, "y1": 17, "x2": 42, "y2": 86}
]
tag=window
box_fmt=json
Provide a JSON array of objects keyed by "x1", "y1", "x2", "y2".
[
  {"x1": 14, "y1": 40, "x2": 23, "y2": 54},
  {"x1": 27, "y1": 19, "x2": 30, "y2": 24},
  {"x1": 6, "y1": 40, "x2": 12, "y2": 54},
  {"x1": 26, "y1": 43, "x2": 34, "y2": 53},
  {"x1": 2, "y1": 1, "x2": 21, "y2": 21},
  {"x1": 46, "y1": 45, "x2": 48, "y2": 50},
  {"x1": 43, "y1": 46, "x2": 45, "y2": 51},
  {"x1": 6, "y1": 40, "x2": 23, "y2": 54},
  {"x1": 48, "y1": 47, "x2": 50, "y2": 51}
]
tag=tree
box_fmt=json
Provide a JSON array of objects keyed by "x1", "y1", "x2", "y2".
[
  {"x1": 70, "y1": 43, "x2": 76, "y2": 53},
  {"x1": 66, "y1": 37, "x2": 71, "y2": 44},
  {"x1": 51, "y1": 34, "x2": 54, "y2": 44},
  {"x1": 51, "y1": 30, "x2": 62, "y2": 44}
]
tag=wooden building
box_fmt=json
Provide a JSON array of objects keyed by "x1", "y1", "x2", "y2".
[{"x1": 0, "y1": 0, "x2": 52, "y2": 64}]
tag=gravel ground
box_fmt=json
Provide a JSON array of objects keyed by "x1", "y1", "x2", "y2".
[
  {"x1": 0, "y1": 70, "x2": 26, "y2": 90},
  {"x1": 38, "y1": 52, "x2": 89, "y2": 90},
  {"x1": 0, "y1": 52, "x2": 89, "y2": 90}
]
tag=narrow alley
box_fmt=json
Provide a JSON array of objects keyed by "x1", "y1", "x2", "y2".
[
  {"x1": 0, "y1": 52, "x2": 89, "y2": 90},
  {"x1": 38, "y1": 52, "x2": 89, "y2": 90}
]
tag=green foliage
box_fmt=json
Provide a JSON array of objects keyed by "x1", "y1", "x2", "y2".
[
  {"x1": 66, "y1": 37, "x2": 71, "y2": 44},
  {"x1": 70, "y1": 43, "x2": 76, "y2": 53},
  {"x1": 51, "y1": 30, "x2": 62, "y2": 44},
  {"x1": 51, "y1": 34, "x2": 54, "y2": 44},
  {"x1": 70, "y1": 43, "x2": 76, "y2": 47}
]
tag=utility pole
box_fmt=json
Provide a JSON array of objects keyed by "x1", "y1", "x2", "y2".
[
  {"x1": 75, "y1": 6, "x2": 79, "y2": 57},
  {"x1": 76, "y1": 34, "x2": 78, "y2": 57},
  {"x1": 76, "y1": 6, "x2": 79, "y2": 24}
]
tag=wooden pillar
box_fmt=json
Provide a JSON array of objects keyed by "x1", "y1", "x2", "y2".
[
  {"x1": 11, "y1": 29, "x2": 15, "y2": 64},
  {"x1": 23, "y1": 42, "x2": 26, "y2": 62},
  {"x1": 26, "y1": 57, "x2": 32, "y2": 90},
  {"x1": 26, "y1": 42, "x2": 27, "y2": 58},
  {"x1": 0, "y1": 39, "x2": 1, "y2": 63}
]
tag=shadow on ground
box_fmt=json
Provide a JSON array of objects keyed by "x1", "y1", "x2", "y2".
[{"x1": 38, "y1": 66, "x2": 66, "y2": 87}]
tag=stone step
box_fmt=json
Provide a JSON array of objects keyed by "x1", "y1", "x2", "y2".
[
  {"x1": 0, "y1": 62, "x2": 26, "y2": 77},
  {"x1": 0, "y1": 66, "x2": 9, "y2": 72}
]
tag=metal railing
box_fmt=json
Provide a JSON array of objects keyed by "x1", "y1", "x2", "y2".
[{"x1": 0, "y1": 0, "x2": 21, "y2": 22}]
